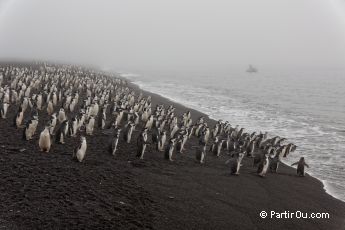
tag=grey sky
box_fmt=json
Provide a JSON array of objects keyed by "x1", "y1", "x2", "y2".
[{"x1": 0, "y1": 0, "x2": 344, "y2": 75}]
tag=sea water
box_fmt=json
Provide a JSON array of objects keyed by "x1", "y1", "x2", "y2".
[{"x1": 121, "y1": 69, "x2": 345, "y2": 202}]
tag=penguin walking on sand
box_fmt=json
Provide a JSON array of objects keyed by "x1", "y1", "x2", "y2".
[
  {"x1": 49, "y1": 113, "x2": 57, "y2": 135},
  {"x1": 14, "y1": 107, "x2": 24, "y2": 128},
  {"x1": 39, "y1": 125, "x2": 52, "y2": 152},
  {"x1": 157, "y1": 131, "x2": 167, "y2": 151},
  {"x1": 23, "y1": 115, "x2": 39, "y2": 140},
  {"x1": 57, "y1": 108, "x2": 66, "y2": 124},
  {"x1": 73, "y1": 136, "x2": 87, "y2": 162},
  {"x1": 109, "y1": 128, "x2": 121, "y2": 156},
  {"x1": 209, "y1": 136, "x2": 219, "y2": 154},
  {"x1": 55, "y1": 120, "x2": 69, "y2": 144},
  {"x1": 47, "y1": 100, "x2": 54, "y2": 116},
  {"x1": 137, "y1": 128, "x2": 149, "y2": 159},
  {"x1": 291, "y1": 157, "x2": 309, "y2": 177},
  {"x1": 164, "y1": 138, "x2": 177, "y2": 161},
  {"x1": 151, "y1": 126, "x2": 160, "y2": 147},
  {"x1": 0, "y1": 100, "x2": 9, "y2": 119},
  {"x1": 98, "y1": 107, "x2": 106, "y2": 129},
  {"x1": 225, "y1": 152, "x2": 245, "y2": 175},
  {"x1": 257, "y1": 153, "x2": 270, "y2": 177},
  {"x1": 69, "y1": 117, "x2": 79, "y2": 137},
  {"x1": 215, "y1": 139, "x2": 225, "y2": 157},
  {"x1": 85, "y1": 116, "x2": 95, "y2": 135},
  {"x1": 269, "y1": 154, "x2": 280, "y2": 173},
  {"x1": 195, "y1": 142, "x2": 207, "y2": 164},
  {"x1": 176, "y1": 132, "x2": 188, "y2": 153},
  {"x1": 123, "y1": 122, "x2": 135, "y2": 144}
]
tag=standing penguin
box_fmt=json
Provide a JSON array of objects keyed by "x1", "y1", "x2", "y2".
[
  {"x1": 47, "y1": 100, "x2": 54, "y2": 116},
  {"x1": 14, "y1": 107, "x2": 24, "y2": 128},
  {"x1": 157, "y1": 131, "x2": 167, "y2": 151},
  {"x1": 57, "y1": 108, "x2": 66, "y2": 123},
  {"x1": 225, "y1": 152, "x2": 245, "y2": 175},
  {"x1": 195, "y1": 142, "x2": 207, "y2": 164},
  {"x1": 39, "y1": 125, "x2": 52, "y2": 152},
  {"x1": 123, "y1": 122, "x2": 135, "y2": 144},
  {"x1": 109, "y1": 128, "x2": 122, "y2": 156},
  {"x1": 151, "y1": 126, "x2": 160, "y2": 146},
  {"x1": 73, "y1": 136, "x2": 87, "y2": 162},
  {"x1": 210, "y1": 136, "x2": 219, "y2": 154},
  {"x1": 85, "y1": 116, "x2": 95, "y2": 135},
  {"x1": 49, "y1": 113, "x2": 57, "y2": 135},
  {"x1": 0, "y1": 100, "x2": 9, "y2": 119},
  {"x1": 164, "y1": 138, "x2": 177, "y2": 161},
  {"x1": 23, "y1": 115, "x2": 39, "y2": 140},
  {"x1": 100, "y1": 109, "x2": 107, "y2": 129},
  {"x1": 136, "y1": 128, "x2": 149, "y2": 159},
  {"x1": 291, "y1": 157, "x2": 309, "y2": 177},
  {"x1": 215, "y1": 139, "x2": 225, "y2": 157},
  {"x1": 55, "y1": 120, "x2": 69, "y2": 144},
  {"x1": 257, "y1": 153, "x2": 270, "y2": 177},
  {"x1": 69, "y1": 117, "x2": 79, "y2": 137},
  {"x1": 177, "y1": 133, "x2": 188, "y2": 153}
]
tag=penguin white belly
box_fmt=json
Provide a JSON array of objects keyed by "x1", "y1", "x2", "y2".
[
  {"x1": 39, "y1": 132, "x2": 51, "y2": 152},
  {"x1": 26, "y1": 124, "x2": 35, "y2": 140},
  {"x1": 86, "y1": 120, "x2": 95, "y2": 135},
  {"x1": 261, "y1": 160, "x2": 269, "y2": 176},
  {"x1": 76, "y1": 143, "x2": 87, "y2": 162},
  {"x1": 112, "y1": 138, "x2": 119, "y2": 155},
  {"x1": 3, "y1": 103, "x2": 9, "y2": 118},
  {"x1": 16, "y1": 113, "x2": 23, "y2": 127}
]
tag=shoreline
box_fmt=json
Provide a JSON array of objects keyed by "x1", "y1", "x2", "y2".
[
  {"x1": 1, "y1": 62, "x2": 344, "y2": 229},
  {"x1": 128, "y1": 80, "x2": 345, "y2": 229},
  {"x1": 127, "y1": 79, "x2": 344, "y2": 203}
]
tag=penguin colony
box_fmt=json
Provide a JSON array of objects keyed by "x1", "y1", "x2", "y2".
[{"x1": 0, "y1": 63, "x2": 303, "y2": 176}]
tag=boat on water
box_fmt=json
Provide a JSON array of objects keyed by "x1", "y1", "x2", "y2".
[{"x1": 246, "y1": 65, "x2": 258, "y2": 73}]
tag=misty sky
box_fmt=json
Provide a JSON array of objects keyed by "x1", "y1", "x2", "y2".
[{"x1": 0, "y1": 0, "x2": 344, "y2": 75}]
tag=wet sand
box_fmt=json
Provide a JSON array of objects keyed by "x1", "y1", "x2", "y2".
[{"x1": 0, "y1": 64, "x2": 344, "y2": 229}]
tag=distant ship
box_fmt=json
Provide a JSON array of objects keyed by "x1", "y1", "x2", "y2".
[{"x1": 246, "y1": 65, "x2": 258, "y2": 73}]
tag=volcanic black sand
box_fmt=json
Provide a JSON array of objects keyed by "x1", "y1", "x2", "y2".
[{"x1": 1, "y1": 66, "x2": 345, "y2": 229}]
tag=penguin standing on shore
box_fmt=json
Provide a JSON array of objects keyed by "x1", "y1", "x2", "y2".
[
  {"x1": 257, "y1": 153, "x2": 270, "y2": 177},
  {"x1": 47, "y1": 100, "x2": 54, "y2": 116},
  {"x1": 14, "y1": 107, "x2": 24, "y2": 128},
  {"x1": 85, "y1": 116, "x2": 95, "y2": 135},
  {"x1": 23, "y1": 115, "x2": 39, "y2": 140},
  {"x1": 195, "y1": 142, "x2": 207, "y2": 164},
  {"x1": 246, "y1": 140, "x2": 256, "y2": 157},
  {"x1": 157, "y1": 131, "x2": 167, "y2": 151},
  {"x1": 0, "y1": 100, "x2": 9, "y2": 119},
  {"x1": 49, "y1": 113, "x2": 57, "y2": 135},
  {"x1": 136, "y1": 128, "x2": 149, "y2": 159},
  {"x1": 165, "y1": 138, "x2": 177, "y2": 161},
  {"x1": 123, "y1": 122, "x2": 135, "y2": 144},
  {"x1": 225, "y1": 152, "x2": 245, "y2": 175},
  {"x1": 151, "y1": 126, "x2": 160, "y2": 146},
  {"x1": 36, "y1": 93, "x2": 42, "y2": 110},
  {"x1": 57, "y1": 108, "x2": 66, "y2": 124},
  {"x1": 69, "y1": 117, "x2": 79, "y2": 137},
  {"x1": 39, "y1": 125, "x2": 52, "y2": 152},
  {"x1": 109, "y1": 128, "x2": 121, "y2": 156},
  {"x1": 73, "y1": 136, "x2": 87, "y2": 162},
  {"x1": 177, "y1": 133, "x2": 188, "y2": 153},
  {"x1": 55, "y1": 120, "x2": 69, "y2": 144},
  {"x1": 210, "y1": 136, "x2": 219, "y2": 154},
  {"x1": 291, "y1": 157, "x2": 309, "y2": 177},
  {"x1": 216, "y1": 139, "x2": 225, "y2": 157}
]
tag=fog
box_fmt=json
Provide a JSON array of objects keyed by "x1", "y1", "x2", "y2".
[{"x1": 0, "y1": 0, "x2": 344, "y2": 76}]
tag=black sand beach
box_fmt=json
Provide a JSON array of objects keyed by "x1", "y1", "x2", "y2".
[{"x1": 0, "y1": 63, "x2": 344, "y2": 229}]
